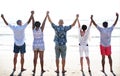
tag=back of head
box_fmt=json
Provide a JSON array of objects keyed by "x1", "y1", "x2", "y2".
[
  {"x1": 103, "y1": 21, "x2": 108, "y2": 28},
  {"x1": 58, "y1": 19, "x2": 64, "y2": 25},
  {"x1": 34, "y1": 21, "x2": 41, "y2": 28},
  {"x1": 82, "y1": 25, "x2": 87, "y2": 31},
  {"x1": 16, "y1": 20, "x2": 22, "y2": 25}
]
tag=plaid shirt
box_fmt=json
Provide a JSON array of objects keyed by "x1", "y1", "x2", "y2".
[{"x1": 51, "y1": 23, "x2": 72, "y2": 46}]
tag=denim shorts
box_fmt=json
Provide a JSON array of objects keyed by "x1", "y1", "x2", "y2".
[
  {"x1": 14, "y1": 43, "x2": 26, "y2": 54},
  {"x1": 55, "y1": 45, "x2": 66, "y2": 59}
]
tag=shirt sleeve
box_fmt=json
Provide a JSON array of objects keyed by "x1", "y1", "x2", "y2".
[
  {"x1": 64, "y1": 25, "x2": 72, "y2": 31},
  {"x1": 51, "y1": 23, "x2": 57, "y2": 30},
  {"x1": 108, "y1": 25, "x2": 115, "y2": 31},
  {"x1": 8, "y1": 24, "x2": 15, "y2": 30},
  {"x1": 22, "y1": 23, "x2": 28, "y2": 29},
  {"x1": 96, "y1": 25, "x2": 102, "y2": 32},
  {"x1": 85, "y1": 26, "x2": 91, "y2": 35}
]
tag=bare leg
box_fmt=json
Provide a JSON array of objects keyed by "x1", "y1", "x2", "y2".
[
  {"x1": 33, "y1": 51, "x2": 38, "y2": 73},
  {"x1": 80, "y1": 57, "x2": 83, "y2": 71},
  {"x1": 101, "y1": 55, "x2": 105, "y2": 72},
  {"x1": 55, "y1": 58, "x2": 59, "y2": 73},
  {"x1": 62, "y1": 58, "x2": 66, "y2": 73},
  {"x1": 86, "y1": 57, "x2": 91, "y2": 72},
  {"x1": 108, "y1": 55, "x2": 113, "y2": 72},
  {"x1": 13, "y1": 53, "x2": 18, "y2": 71},
  {"x1": 21, "y1": 54, "x2": 26, "y2": 71},
  {"x1": 39, "y1": 51, "x2": 45, "y2": 73}
]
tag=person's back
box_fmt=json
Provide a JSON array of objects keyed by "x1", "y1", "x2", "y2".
[
  {"x1": 96, "y1": 25, "x2": 114, "y2": 46},
  {"x1": 79, "y1": 25, "x2": 91, "y2": 46},
  {"x1": 9, "y1": 23, "x2": 28, "y2": 46},
  {"x1": 33, "y1": 28, "x2": 43, "y2": 40},
  {"x1": 52, "y1": 23, "x2": 71, "y2": 46}
]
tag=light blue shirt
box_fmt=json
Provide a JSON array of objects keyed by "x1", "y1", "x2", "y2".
[
  {"x1": 8, "y1": 23, "x2": 28, "y2": 46},
  {"x1": 96, "y1": 25, "x2": 114, "y2": 46}
]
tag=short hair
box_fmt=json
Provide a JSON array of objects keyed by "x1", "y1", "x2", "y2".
[
  {"x1": 34, "y1": 21, "x2": 41, "y2": 27},
  {"x1": 103, "y1": 21, "x2": 108, "y2": 28},
  {"x1": 16, "y1": 20, "x2": 21, "y2": 24},
  {"x1": 82, "y1": 25, "x2": 87, "y2": 31}
]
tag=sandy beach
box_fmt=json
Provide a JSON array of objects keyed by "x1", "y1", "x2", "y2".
[{"x1": 0, "y1": 26, "x2": 120, "y2": 76}]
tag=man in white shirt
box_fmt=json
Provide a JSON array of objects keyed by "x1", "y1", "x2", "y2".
[{"x1": 1, "y1": 11, "x2": 34, "y2": 72}]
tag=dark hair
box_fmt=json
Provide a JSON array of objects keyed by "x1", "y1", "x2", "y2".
[
  {"x1": 34, "y1": 21, "x2": 41, "y2": 27},
  {"x1": 103, "y1": 21, "x2": 108, "y2": 28},
  {"x1": 16, "y1": 20, "x2": 21, "y2": 24},
  {"x1": 82, "y1": 25, "x2": 87, "y2": 31}
]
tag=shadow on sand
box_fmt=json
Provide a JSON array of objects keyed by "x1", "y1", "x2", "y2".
[
  {"x1": 111, "y1": 71, "x2": 116, "y2": 76},
  {"x1": 81, "y1": 71, "x2": 85, "y2": 76},
  {"x1": 56, "y1": 72, "x2": 65, "y2": 76},
  {"x1": 10, "y1": 70, "x2": 15, "y2": 76}
]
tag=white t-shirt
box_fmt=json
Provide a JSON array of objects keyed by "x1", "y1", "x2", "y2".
[
  {"x1": 79, "y1": 26, "x2": 91, "y2": 46},
  {"x1": 8, "y1": 23, "x2": 28, "y2": 46}
]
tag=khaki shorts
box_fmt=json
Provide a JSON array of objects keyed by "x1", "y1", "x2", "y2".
[{"x1": 55, "y1": 45, "x2": 66, "y2": 59}]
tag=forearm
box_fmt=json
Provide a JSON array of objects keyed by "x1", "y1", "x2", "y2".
[
  {"x1": 27, "y1": 14, "x2": 33, "y2": 24},
  {"x1": 71, "y1": 18, "x2": 78, "y2": 27},
  {"x1": 1, "y1": 16, "x2": 8, "y2": 25},
  {"x1": 41, "y1": 15, "x2": 47, "y2": 31},
  {"x1": 48, "y1": 15, "x2": 52, "y2": 24},
  {"x1": 32, "y1": 16, "x2": 35, "y2": 30},
  {"x1": 113, "y1": 15, "x2": 119, "y2": 25},
  {"x1": 78, "y1": 20, "x2": 80, "y2": 28}
]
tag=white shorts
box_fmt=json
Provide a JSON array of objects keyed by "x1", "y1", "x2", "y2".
[{"x1": 79, "y1": 45, "x2": 89, "y2": 57}]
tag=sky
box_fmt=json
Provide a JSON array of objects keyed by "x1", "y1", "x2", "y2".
[{"x1": 0, "y1": 0, "x2": 120, "y2": 25}]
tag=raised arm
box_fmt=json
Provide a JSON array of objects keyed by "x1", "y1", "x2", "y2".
[
  {"x1": 91, "y1": 15, "x2": 97, "y2": 27},
  {"x1": 41, "y1": 11, "x2": 49, "y2": 32},
  {"x1": 89, "y1": 15, "x2": 92, "y2": 26},
  {"x1": 27, "y1": 11, "x2": 34, "y2": 24},
  {"x1": 71, "y1": 14, "x2": 79, "y2": 27},
  {"x1": 1, "y1": 14, "x2": 8, "y2": 25},
  {"x1": 31, "y1": 11, "x2": 35, "y2": 30},
  {"x1": 113, "y1": 12, "x2": 119, "y2": 26},
  {"x1": 78, "y1": 19, "x2": 80, "y2": 28},
  {"x1": 47, "y1": 11, "x2": 53, "y2": 24}
]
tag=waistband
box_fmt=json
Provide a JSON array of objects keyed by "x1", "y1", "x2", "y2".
[{"x1": 79, "y1": 43, "x2": 88, "y2": 46}]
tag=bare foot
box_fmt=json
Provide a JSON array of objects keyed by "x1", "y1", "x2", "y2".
[
  {"x1": 55, "y1": 70, "x2": 59, "y2": 73},
  {"x1": 32, "y1": 69, "x2": 36, "y2": 73},
  {"x1": 13, "y1": 68, "x2": 16, "y2": 71},
  {"x1": 110, "y1": 70, "x2": 113, "y2": 73},
  {"x1": 62, "y1": 70, "x2": 67, "y2": 73},
  {"x1": 101, "y1": 70, "x2": 105, "y2": 73},
  {"x1": 81, "y1": 69, "x2": 83, "y2": 72},
  {"x1": 88, "y1": 69, "x2": 91, "y2": 72},
  {"x1": 21, "y1": 68, "x2": 26, "y2": 72},
  {"x1": 41, "y1": 70, "x2": 46, "y2": 73}
]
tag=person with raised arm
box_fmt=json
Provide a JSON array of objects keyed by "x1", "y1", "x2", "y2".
[
  {"x1": 78, "y1": 16, "x2": 92, "y2": 72},
  {"x1": 91, "y1": 13, "x2": 119, "y2": 73},
  {"x1": 1, "y1": 11, "x2": 34, "y2": 72},
  {"x1": 31, "y1": 11, "x2": 48, "y2": 74},
  {"x1": 47, "y1": 11, "x2": 79, "y2": 74}
]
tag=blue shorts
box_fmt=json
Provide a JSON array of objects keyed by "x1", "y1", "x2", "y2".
[
  {"x1": 55, "y1": 45, "x2": 66, "y2": 59},
  {"x1": 14, "y1": 43, "x2": 26, "y2": 54}
]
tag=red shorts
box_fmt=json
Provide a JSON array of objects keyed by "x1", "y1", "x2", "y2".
[{"x1": 100, "y1": 45, "x2": 111, "y2": 56}]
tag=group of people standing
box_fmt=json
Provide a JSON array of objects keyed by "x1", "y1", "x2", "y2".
[{"x1": 1, "y1": 11, "x2": 119, "y2": 75}]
